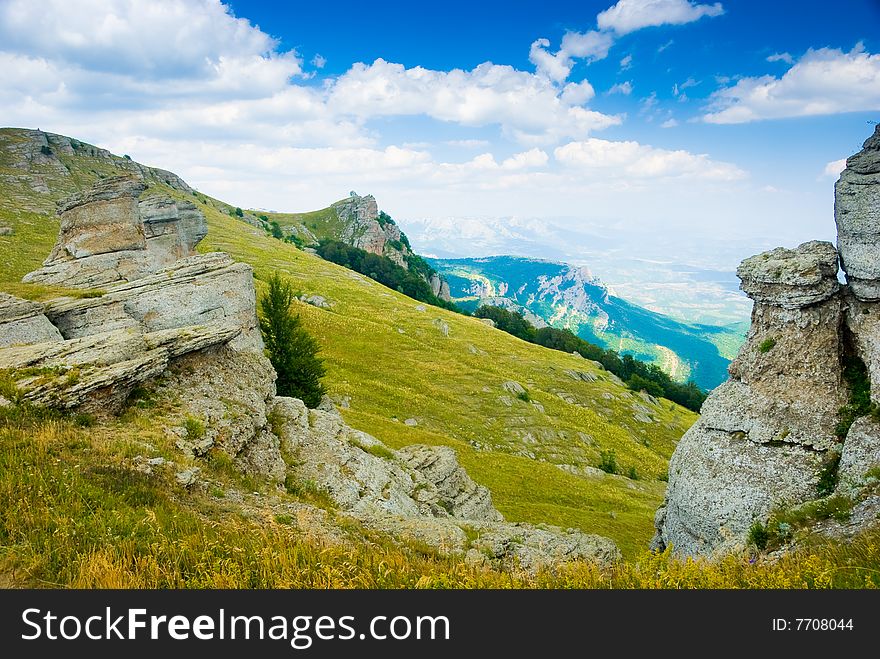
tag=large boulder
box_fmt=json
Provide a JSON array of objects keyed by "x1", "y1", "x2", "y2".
[
  {"x1": 45, "y1": 176, "x2": 147, "y2": 262},
  {"x1": 736, "y1": 240, "x2": 839, "y2": 309},
  {"x1": 836, "y1": 125, "x2": 880, "y2": 300},
  {"x1": 23, "y1": 176, "x2": 208, "y2": 288},
  {"x1": 0, "y1": 293, "x2": 63, "y2": 348},
  {"x1": 0, "y1": 324, "x2": 239, "y2": 410},
  {"x1": 44, "y1": 253, "x2": 264, "y2": 352},
  {"x1": 837, "y1": 417, "x2": 880, "y2": 492},
  {"x1": 397, "y1": 445, "x2": 503, "y2": 522}
]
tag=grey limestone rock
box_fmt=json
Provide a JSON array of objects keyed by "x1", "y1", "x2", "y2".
[
  {"x1": 836, "y1": 125, "x2": 880, "y2": 300},
  {"x1": 0, "y1": 293, "x2": 63, "y2": 348},
  {"x1": 736, "y1": 241, "x2": 839, "y2": 309},
  {"x1": 837, "y1": 417, "x2": 880, "y2": 491}
]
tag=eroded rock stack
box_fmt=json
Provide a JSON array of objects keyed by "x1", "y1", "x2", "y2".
[
  {"x1": 653, "y1": 126, "x2": 880, "y2": 556},
  {"x1": 1, "y1": 175, "x2": 281, "y2": 479}
]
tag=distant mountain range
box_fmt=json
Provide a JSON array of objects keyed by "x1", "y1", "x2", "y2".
[{"x1": 429, "y1": 255, "x2": 747, "y2": 391}]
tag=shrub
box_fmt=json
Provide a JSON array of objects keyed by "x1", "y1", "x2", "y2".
[
  {"x1": 748, "y1": 521, "x2": 770, "y2": 550},
  {"x1": 516, "y1": 390, "x2": 530, "y2": 402},
  {"x1": 816, "y1": 448, "x2": 842, "y2": 496},
  {"x1": 259, "y1": 273, "x2": 326, "y2": 408},
  {"x1": 234, "y1": 207, "x2": 244, "y2": 218},
  {"x1": 627, "y1": 466, "x2": 639, "y2": 480},
  {"x1": 183, "y1": 416, "x2": 205, "y2": 441},
  {"x1": 598, "y1": 450, "x2": 618, "y2": 475},
  {"x1": 757, "y1": 337, "x2": 777, "y2": 353}
]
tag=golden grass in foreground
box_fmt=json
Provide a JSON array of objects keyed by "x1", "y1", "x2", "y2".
[{"x1": 1, "y1": 409, "x2": 878, "y2": 589}]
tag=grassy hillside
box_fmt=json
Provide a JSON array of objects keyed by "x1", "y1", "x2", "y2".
[{"x1": 0, "y1": 128, "x2": 699, "y2": 557}]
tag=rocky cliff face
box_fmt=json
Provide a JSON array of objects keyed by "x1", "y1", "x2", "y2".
[
  {"x1": 653, "y1": 127, "x2": 880, "y2": 557},
  {"x1": 332, "y1": 194, "x2": 410, "y2": 265}
]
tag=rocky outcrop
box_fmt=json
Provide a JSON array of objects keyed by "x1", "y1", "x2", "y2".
[
  {"x1": 43, "y1": 252, "x2": 262, "y2": 352},
  {"x1": 2, "y1": 176, "x2": 280, "y2": 479},
  {"x1": 0, "y1": 324, "x2": 239, "y2": 410},
  {"x1": 836, "y1": 125, "x2": 880, "y2": 300},
  {"x1": 23, "y1": 176, "x2": 208, "y2": 288},
  {"x1": 0, "y1": 293, "x2": 63, "y2": 348},
  {"x1": 271, "y1": 397, "x2": 619, "y2": 572},
  {"x1": 653, "y1": 129, "x2": 880, "y2": 557}
]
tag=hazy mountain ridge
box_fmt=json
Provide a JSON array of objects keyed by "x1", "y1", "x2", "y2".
[{"x1": 431, "y1": 255, "x2": 745, "y2": 390}]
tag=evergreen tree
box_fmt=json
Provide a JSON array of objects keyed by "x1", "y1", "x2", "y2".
[{"x1": 259, "y1": 274, "x2": 326, "y2": 407}]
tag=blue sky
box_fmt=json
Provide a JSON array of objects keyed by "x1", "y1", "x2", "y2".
[{"x1": 1, "y1": 0, "x2": 879, "y2": 320}]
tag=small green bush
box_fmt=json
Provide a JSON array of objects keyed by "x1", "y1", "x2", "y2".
[
  {"x1": 598, "y1": 450, "x2": 618, "y2": 475},
  {"x1": 627, "y1": 466, "x2": 639, "y2": 480},
  {"x1": 757, "y1": 337, "x2": 777, "y2": 353},
  {"x1": 516, "y1": 390, "x2": 531, "y2": 402},
  {"x1": 183, "y1": 416, "x2": 206, "y2": 441},
  {"x1": 748, "y1": 521, "x2": 769, "y2": 550}
]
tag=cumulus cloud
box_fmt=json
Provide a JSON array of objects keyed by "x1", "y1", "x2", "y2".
[
  {"x1": 620, "y1": 54, "x2": 633, "y2": 70},
  {"x1": 597, "y1": 0, "x2": 724, "y2": 35},
  {"x1": 704, "y1": 44, "x2": 880, "y2": 123},
  {"x1": 528, "y1": 31, "x2": 614, "y2": 82},
  {"x1": 554, "y1": 137, "x2": 746, "y2": 180},
  {"x1": 0, "y1": 0, "x2": 301, "y2": 79},
  {"x1": 327, "y1": 59, "x2": 620, "y2": 144},
  {"x1": 608, "y1": 81, "x2": 633, "y2": 95},
  {"x1": 661, "y1": 118, "x2": 679, "y2": 127},
  {"x1": 766, "y1": 52, "x2": 793, "y2": 64}
]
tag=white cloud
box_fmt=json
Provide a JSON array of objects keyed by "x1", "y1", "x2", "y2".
[
  {"x1": 528, "y1": 31, "x2": 614, "y2": 82},
  {"x1": 661, "y1": 118, "x2": 679, "y2": 127},
  {"x1": 766, "y1": 52, "x2": 793, "y2": 64},
  {"x1": 0, "y1": 0, "x2": 302, "y2": 79},
  {"x1": 446, "y1": 139, "x2": 491, "y2": 148},
  {"x1": 597, "y1": 0, "x2": 724, "y2": 35},
  {"x1": 529, "y1": 38, "x2": 573, "y2": 82},
  {"x1": 657, "y1": 39, "x2": 675, "y2": 53},
  {"x1": 554, "y1": 137, "x2": 746, "y2": 180},
  {"x1": 704, "y1": 44, "x2": 880, "y2": 123},
  {"x1": 608, "y1": 81, "x2": 633, "y2": 95},
  {"x1": 560, "y1": 80, "x2": 596, "y2": 105},
  {"x1": 620, "y1": 54, "x2": 633, "y2": 70},
  {"x1": 328, "y1": 59, "x2": 620, "y2": 144},
  {"x1": 823, "y1": 158, "x2": 847, "y2": 177},
  {"x1": 312, "y1": 54, "x2": 326, "y2": 69}
]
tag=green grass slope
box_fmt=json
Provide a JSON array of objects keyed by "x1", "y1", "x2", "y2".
[{"x1": 0, "y1": 128, "x2": 698, "y2": 557}]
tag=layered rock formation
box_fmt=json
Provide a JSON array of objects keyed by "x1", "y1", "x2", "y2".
[
  {"x1": 23, "y1": 177, "x2": 208, "y2": 288},
  {"x1": 836, "y1": 126, "x2": 880, "y2": 300},
  {"x1": 1, "y1": 176, "x2": 280, "y2": 478},
  {"x1": 653, "y1": 127, "x2": 880, "y2": 556}
]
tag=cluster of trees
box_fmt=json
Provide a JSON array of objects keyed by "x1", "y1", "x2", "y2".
[
  {"x1": 474, "y1": 305, "x2": 707, "y2": 412},
  {"x1": 316, "y1": 240, "x2": 459, "y2": 312}
]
